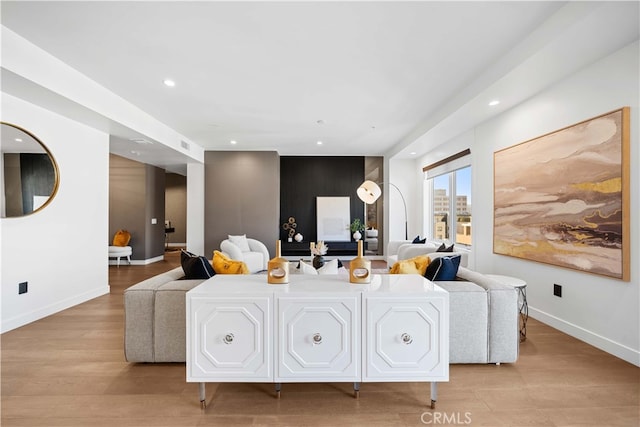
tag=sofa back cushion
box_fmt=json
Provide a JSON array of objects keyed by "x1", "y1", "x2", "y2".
[{"x1": 228, "y1": 234, "x2": 251, "y2": 252}]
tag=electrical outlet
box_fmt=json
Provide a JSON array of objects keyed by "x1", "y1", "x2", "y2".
[
  {"x1": 553, "y1": 283, "x2": 562, "y2": 297},
  {"x1": 18, "y1": 282, "x2": 28, "y2": 294}
]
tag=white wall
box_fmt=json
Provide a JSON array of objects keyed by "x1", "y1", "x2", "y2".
[
  {"x1": 1, "y1": 94, "x2": 110, "y2": 333},
  {"x1": 416, "y1": 40, "x2": 639, "y2": 365},
  {"x1": 186, "y1": 162, "x2": 205, "y2": 256},
  {"x1": 387, "y1": 159, "x2": 416, "y2": 242}
]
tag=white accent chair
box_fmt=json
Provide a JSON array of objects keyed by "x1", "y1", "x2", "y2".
[
  {"x1": 109, "y1": 245, "x2": 132, "y2": 267},
  {"x1": 109, "y1": 229, "x2": 132, "y2": 267},
  {"x1": 220, "y1": 235, "x2": 270, "y2": 273}
]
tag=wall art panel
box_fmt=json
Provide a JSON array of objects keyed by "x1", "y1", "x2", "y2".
[{"x1": 494, "y1": 107, "x2": 630, "y2": 281}]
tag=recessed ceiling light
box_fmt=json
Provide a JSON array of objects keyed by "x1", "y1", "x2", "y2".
[
  {"x1": 410, "y1": 152, "x2": 416, "y2": 155},
  {"x1": 230, "y1": 140, "x2": 237, "y2": 145},
  {"x1": 317, "y1": 141, "x2": 323, "y2": 145},
  {"x1": 130, "y1": 138, "x2": 152, "y2": 145},
  {"x1": 488, "y1": 100, "x2": 500, "y2": 106},
  {"x1": 14, "y1": 138, "x2": 22, "y2": 142},
  {"x1": 163, "y1": 79, "x2": 176, "y2": 87}
]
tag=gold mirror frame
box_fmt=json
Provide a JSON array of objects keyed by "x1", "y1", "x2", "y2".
[{"x1": 1, "y1": 122, "x2": 60, "y2": 218}]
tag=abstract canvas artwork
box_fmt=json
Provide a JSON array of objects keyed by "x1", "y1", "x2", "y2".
[{"x1": 494, "y1": 108, "x2": 629, "y2": 281}]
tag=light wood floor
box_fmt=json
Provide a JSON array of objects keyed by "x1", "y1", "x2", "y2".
[{"x1": 2, "y1": 251, "x2": 638, "y2": 426}]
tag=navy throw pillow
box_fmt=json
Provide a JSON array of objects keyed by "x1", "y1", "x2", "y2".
[
  {"x1": 412, "y1": 235, "x2": 427, "y2": 244},
  {"x1": 181, "y1": 249, "x2": 215, "y2": 279},
  {"x1": 436, "y1": 243, "x2": 454, "y2": 252},
  {"x1": 425, "y1": 255, "x2": 461, "y2": 281}
]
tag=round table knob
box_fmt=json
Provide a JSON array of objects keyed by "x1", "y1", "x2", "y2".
[
  {"x1": 223, "y1": 333, "x2": 234, "y2": 344},
  {"x1": 313, "y1": 333, "x2": 323, "y2": 345},
  {"x1": 401, "y1": 333, "x2": 413, "y2": 344}
]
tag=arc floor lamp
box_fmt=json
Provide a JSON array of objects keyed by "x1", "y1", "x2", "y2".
[{"x1": 357, "y1": 180, "x2": 408, "y2": 240}]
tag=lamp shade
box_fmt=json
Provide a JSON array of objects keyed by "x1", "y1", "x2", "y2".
[{"x1": 357, "y1": 180, "x2": 382, "y2": 204}]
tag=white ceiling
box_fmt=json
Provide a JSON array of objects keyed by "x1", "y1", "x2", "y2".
[{"x1": 1, "y1": 1, "x2": 638, "y2": 171}]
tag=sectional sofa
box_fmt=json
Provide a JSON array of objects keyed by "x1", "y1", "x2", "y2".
[{"x1": 124, "y1": 255, "x2": 519, "y2": 364}]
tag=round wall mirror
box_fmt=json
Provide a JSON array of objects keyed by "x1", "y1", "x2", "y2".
[{"x1": 1, "y1": 122, "x2": 59, "y2": 217}]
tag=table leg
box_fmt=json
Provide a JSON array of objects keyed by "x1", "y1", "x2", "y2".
[
  {"x1": 518, "y1": 287, "x2": 528, "y2": 342},
  {"x1": 353, "y1": 382, "x2": 360, "y2": 399},
  {"x1": 199, "y1": 382, "x2": 206, "y2": 409},
  {"x1": 430, "y1": 382, "x2": 437, "y2": 409},
  {"x1": 275, "y1": 382, "x2": 281, "y2": 399}
]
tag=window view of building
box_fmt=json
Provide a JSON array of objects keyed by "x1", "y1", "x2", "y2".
[{"x1": 430, "y1": 166, "x2": 472, "y2": 246}]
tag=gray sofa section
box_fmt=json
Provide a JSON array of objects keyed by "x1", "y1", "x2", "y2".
[
  {"x1": 436, "y1": 266, "x2": 519, "y2": 364},
  {"x1": 124, "y1": 267, "x2": 205, "y2": 363}
]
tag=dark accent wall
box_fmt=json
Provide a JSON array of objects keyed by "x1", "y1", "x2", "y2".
[
  {"x1": 3, "y1": 153, "x2": 23, "y2": 216},
  {"x1": 280, "y1": 156, "x2": 365, "y2": 245},
  {"x1": 204, "y1": 151, "x2": 280, "y2": 258},
  {"x1": 109, "y1": 154, "x2": 165, "y2": 260},
  {"x1": 20, "y1": 153, "x2": 55, "y2": 214}
]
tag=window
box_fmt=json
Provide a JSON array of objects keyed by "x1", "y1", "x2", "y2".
[
  {"x1": 454, "y1": 166, "x2": 472, "y2": 246},
  {"x1": 432, "y1": 174, "x2": 450, "y2": 240},
  {"x1": 424, "y1": 150, "x2": 471, "y2": 246}
]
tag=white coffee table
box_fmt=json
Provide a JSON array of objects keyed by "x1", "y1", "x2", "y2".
[{"x1": 486, "y1": 274, "x2": 528, "y2": 342}]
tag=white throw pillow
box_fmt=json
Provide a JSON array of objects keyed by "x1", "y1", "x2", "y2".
[
  {"x1": 299, "y1": 259, "x2": 339, "y2": 275},
  {"x1": 228, "y1": 234, "x2": 251, "y2": 252},
  {"x1": 299, "y1": 260, "x2": 318, "y2": 275}
]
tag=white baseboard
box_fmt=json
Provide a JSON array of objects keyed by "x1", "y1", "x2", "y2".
[
  {"x1": 1, "y1": 285, "x2": 110, "y2": 333},
  {"x1": 529, "y1": 306, "x2": 640, "y2": 367}
]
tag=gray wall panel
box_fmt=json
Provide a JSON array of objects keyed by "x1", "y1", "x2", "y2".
[{"x1": 204, "y1": 151, "x2": 280, "y2": 259}]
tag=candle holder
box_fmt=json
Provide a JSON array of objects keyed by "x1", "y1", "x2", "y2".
[
  {"x1": 268, "y1": 240, "x2": 289, "y2": 284},
  {"x1": 349, "y1": 240, "x2": 371, "y2": 284}
]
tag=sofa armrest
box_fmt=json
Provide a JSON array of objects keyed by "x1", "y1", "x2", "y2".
[
  {"x1": 124, "y1": 267, "x2": 204, "y2": 363},
  {"x1": 486, "y1": 284, "x2": 519, "y2": 363},
  {"x1": 456, "y1": 267, "x2": 519, "y2": 363},
  {"x1": 123, "y1": 267, "x2": 184, "y2": 362}
]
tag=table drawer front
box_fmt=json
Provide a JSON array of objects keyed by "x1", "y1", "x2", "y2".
[
  {"x1": 364, "y1": 296, "x2": 448, "y2": 380},
  {"x1": 277, "y1": 296, "x2": 360, "y2": 380},
  {"x1": 188, "y1": 296, "x2": 272, "y2": 381}
]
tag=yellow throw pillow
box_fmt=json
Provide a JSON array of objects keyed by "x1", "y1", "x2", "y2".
[
  {"x1": 212, "y1": 250, "x2": 250, "y2": 275},
  {"x1": 390, "y1": 255, "x2": 431, "y2": 275},
  {"x1": 112, "y1": 229, "x2": 131, "y2": 247}
]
